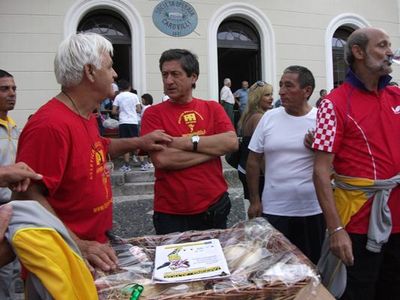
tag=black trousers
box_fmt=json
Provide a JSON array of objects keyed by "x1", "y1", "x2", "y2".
[
  {"x1": 153, "y1": 192, "x2": 231, "y2": 235},
  {"x1": 262, "y1": 213, "x2": 325, "y2": 265},
  {"x1": 340, "y1": 233, "x2": 400, "y2": 300}
]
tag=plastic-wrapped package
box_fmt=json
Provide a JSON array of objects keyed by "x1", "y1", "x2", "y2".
[{"x1": 96, "y1": 218, "x2": 320, "y2": 299}]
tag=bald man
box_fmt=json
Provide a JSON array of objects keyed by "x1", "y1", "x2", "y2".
[{"x1": 313, "y1": 27, "x2": 400, "y2": 300}]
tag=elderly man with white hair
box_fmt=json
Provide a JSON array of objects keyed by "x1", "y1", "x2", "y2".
[
  {"x1": 220, "y1": 77, "x2": 235, "y2": 124},
  {"x1": 13, "y1": 32, "x2": 172, "y2": 272}
]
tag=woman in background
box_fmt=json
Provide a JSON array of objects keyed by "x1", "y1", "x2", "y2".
[{"x1": 237, "y1": 81, "x2": 273, "y2": 201}]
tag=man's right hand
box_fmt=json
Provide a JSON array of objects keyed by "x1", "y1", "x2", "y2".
[
  {"x1": 76, "y1": 239, "x2": 118, "y2": 272},
  {"x1": 329, "y1": 229, "x2": 354, "y2": 266},
  {"x1": 247, "y1": 200, "x2": 262, "y2": 219},
  {"x1": 139, "y1": 130, "x2": 172, "y2": 152}
]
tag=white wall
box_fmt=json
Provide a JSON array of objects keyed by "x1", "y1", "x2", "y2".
[{"x1": 0, "y1": 0, "x2": 399, "y2": 126}]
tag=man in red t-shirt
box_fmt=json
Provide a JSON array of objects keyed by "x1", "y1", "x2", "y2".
[
  {"x1": 13, "y1": 33, "x2": 172, "y2": 272},
  {"x1": 141, "y1": 49, "x2": 238, "y2": 234},
  {"x1": 313, "y1": 27, "x2": 400, "y2": 299}
]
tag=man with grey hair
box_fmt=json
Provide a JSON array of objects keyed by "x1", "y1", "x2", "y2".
[
  {"x1": 313, "y1": 27, "x2": 400, "y2": 299},
  {"x1": 13, "y1": 32, "x2": 172, "y2": 272},
  {"x1": 220, "y1": 78, "x2": 235, "y2": 124}
]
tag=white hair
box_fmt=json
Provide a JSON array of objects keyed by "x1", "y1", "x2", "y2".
[
  {"x1": 224, "y1": 78, "x2": 231, "y2": 85},
  {"x1": 54, "y1": 32, "x2": 113, "y2": 87}
]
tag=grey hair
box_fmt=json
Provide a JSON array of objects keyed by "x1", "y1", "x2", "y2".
[
  {"x1": 224, "y1": 78, "x2": 231, "y2": 85},
  {"x1": 344, "y1": 30, "x2": 369, "y2": 67},
  {"x1": 283, "y1": 65, "x2": 315, "y2": 99},
  {"x1": 54, "y1": 32, "x2": 113, "y2": 87}
]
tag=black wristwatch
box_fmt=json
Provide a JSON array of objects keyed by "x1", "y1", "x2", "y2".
[{"x1": 191, "y1": 135, "x2": 200, "y2": 151}]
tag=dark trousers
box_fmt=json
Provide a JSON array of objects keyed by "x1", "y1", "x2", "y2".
[
  {"x1": 153, "y1": 192, "x2": 231, "y2": 235},
  {"x1": 262, "y1": 213, "x2": 325, "y2": 264},
  {"x1": 340, "y1": 233, "x2": 400, "y2": 300},
  {"x1": 222, "y1": 102, "x2": 234, "y2": 125}
]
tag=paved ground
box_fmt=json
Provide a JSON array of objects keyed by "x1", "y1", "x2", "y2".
[
  {"x1": 111, "y1": 187, "x2": 247, "y2": 238},
  {"x1": 110, "y1": 157, "x2": 247, "y2": 238}
]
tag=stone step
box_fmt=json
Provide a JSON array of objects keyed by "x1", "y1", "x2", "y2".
[
  {"x1": 125, "y1": 169, "x2": 155, "y2": 183},
  {"x1": 111, "y1": 167, "x2": 240, "y2": 197},
  {"x1": 112, "y1": 181, "x2": 155, "y2": 197},
  {"x1": 111, "y1": 164, "x2": 239, "y2": 183}
]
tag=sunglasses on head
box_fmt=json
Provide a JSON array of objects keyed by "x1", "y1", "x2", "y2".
[{"x1": 251, "y1": 81, "x2": 267, "y2": 90}]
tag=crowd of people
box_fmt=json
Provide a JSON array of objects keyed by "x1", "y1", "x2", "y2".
[{"x1": 0, "y1": 26, "x2": 399, "y2": 300}]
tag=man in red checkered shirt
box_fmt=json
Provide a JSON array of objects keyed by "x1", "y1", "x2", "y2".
[{"x1": 312, "y1": 27, "x2": 400, "y2": 300}]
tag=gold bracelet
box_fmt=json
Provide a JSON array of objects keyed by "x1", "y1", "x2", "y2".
[{"x1": 329, "y1": 226, "x2": 344, "y2": 237}]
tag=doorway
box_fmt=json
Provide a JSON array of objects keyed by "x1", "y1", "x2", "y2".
[
  {"x1": 78, "y1": 10, "x2": 132, "y2": 84},
  {"x1": 217, "y1": 18, "x2": 261, "y2": 125}
]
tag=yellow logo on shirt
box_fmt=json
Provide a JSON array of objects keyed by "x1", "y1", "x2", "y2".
[{"x1": 178, "y1": 110, "x2": 204, "y2": 133}]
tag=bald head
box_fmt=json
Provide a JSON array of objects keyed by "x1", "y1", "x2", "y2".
[{"x1": 345, "y1": 27, "x2": 390, "y2": 67}]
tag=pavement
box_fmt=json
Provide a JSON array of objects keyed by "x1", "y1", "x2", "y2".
[{"x1": 110, "y1": 156, "x2": 247, "y2": 238}]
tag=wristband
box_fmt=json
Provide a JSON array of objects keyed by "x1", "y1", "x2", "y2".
[{"x1": 329, "y1": 226, "x2": 344, "y2": 237}]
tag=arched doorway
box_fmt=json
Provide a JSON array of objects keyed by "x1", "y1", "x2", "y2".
[
  {"x1": 217, "y1": 18, "x2": 261, "y2": 94},
  {"x1": 332, "y1": 26, "x2": 354, "y2": 88},
  {"x1": 78, "y1": 10, "x2": 132, "y2": 84},
  {"x1": 324, "y1": 13, "x2": 369, "y2": 90}
]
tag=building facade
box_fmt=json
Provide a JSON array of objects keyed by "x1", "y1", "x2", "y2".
[{"x1": 1, "y1": 0, "x2": 399, "y2": 126}]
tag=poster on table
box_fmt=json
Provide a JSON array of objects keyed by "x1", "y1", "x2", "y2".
[{"x1": 153, "y1": 239, "x2": 230, "y2": 283}]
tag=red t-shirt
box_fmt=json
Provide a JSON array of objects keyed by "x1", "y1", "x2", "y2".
[
  {"x1": 141, "y1": 98, "x2": 234, "y2": 214},
  {"x1": 17, "y1": 98, "x2": 112, "y2": 243},
  {"x1": 313, "y1": 73, "x2": 400, "y2": 234}
]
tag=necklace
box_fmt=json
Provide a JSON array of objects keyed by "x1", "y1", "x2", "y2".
[
  {"x1": 61, "y1": 90, "x2": 114, "y2": 174},
  {"x1": 62, "y1": 90, "x2": 88, "y2": 119}
]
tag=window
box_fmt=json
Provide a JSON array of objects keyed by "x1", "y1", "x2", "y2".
[
  {"x1": 79, "y1": 11, "x2": 131, "y2": 44},
  {"x1": 78, "y1": 10, "x2": 132, "y2": 83},
  {"x1": 332, "y1": 26, "x2": 354, "y2": 87},
  {"x1": 218, "y1": 19, "x2": 259, "y2": 50}
]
